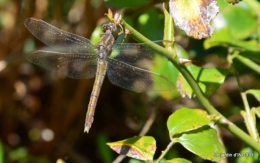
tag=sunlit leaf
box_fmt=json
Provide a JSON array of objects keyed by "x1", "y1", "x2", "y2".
[
  {"x1": 163, "y1": 158, "x2": 192, "y2": 163},
  {"x1": 167, "y1": 107, "x2": 214, "y2": 137},
  {"x1": 204, "y1": 28, "x2": 259, "y2": 51},
  {"x1": 218, "y1": 3, "x2": 257, "y2": 40},
  {"x1": 177, "y1": 126, "x2": 225, "y2": 162},
  {"x1": 177, "y1": 65, "x2": 229, "y2": 98},
  {"x1": 169, "y1": 0, "x2": 219, "y2": 39},
  {"x1": 107, "y1": 136, "x2": 156, "y2": 161},
  {"x1": 244, "y1": 0, "x2": 260, "y2": 15},
  {"x1": 246, "y1": 89, "x2": 260, "y2": 103}
]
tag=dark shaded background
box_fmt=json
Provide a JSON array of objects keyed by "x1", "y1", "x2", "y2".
[{"x1": 0, "y1": 0, "x2": 260, "y2": 163}]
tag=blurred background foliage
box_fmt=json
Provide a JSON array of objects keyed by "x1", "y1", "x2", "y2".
[{"x1": 0, "y1": 0, "x2": 260, "y2": 163}]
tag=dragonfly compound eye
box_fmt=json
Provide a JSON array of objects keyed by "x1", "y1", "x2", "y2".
[{"x1": 102, "y1": 23, "x2": 117, "y2": 34}]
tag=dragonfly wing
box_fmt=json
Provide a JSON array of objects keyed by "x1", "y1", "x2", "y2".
[
  {"x1": 27, "y1": 50, "x2": 97, "y2": 79},
  {"x1": 107, "y1": 58, "x2": 174, "y2": 92},
  {"x1": 111, "y1": 41, "x2": 164, "y2": 67},
  {"x1": 24, "y1": 18, "x2": 95, "y2": 53}
]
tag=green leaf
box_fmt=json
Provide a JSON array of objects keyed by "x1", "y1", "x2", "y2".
[
  {"x1": 177, "y1": 65, "x2": 229, "y2": 98},
  {"x1": 137, "y1": 9, "x2": 164, "y2": 40},
  {"x1": 107, "y1": 136, "x2": 156, "y2": 161},
  {"x1": 151, "y1": 57, "x2": 178, "y2": 100},
  {"x1": 243, "y1": 0, "x2": 260, "y2": 15},
  {"x1": 177, "y1": 126, "x2": 225, "y2": 162},
  {"x1": 0, "y1": 140, "x2": 3, "y2": 163},
  {"x1": 220, "y1": 5, "x2": 257, "y2": 40},
  {"x1": 204, "y1": 28, "x2": 259, "y2": 51},
  {"x1": 167, "y1": 108, "x2": 214, "y2": 137},
  {"x1": 175, "y1": 43, "x2": 190, "y2": 59},
  {"x1": 96, "y1": 134, "x2": 113, "y2": 163},
  {"x1": 246, "y1": 89, "x2": 260, "y2": 103},
  {"x1": 162, "y1": 158, "x2": 192, "y2": 163}
]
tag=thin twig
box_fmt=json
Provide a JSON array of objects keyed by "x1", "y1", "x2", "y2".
[
  {"x1": 156, "y1": 139, "x2": 176, "y2": 163},
  {"x1": 139, "y1": 106, "x2": 157, "y2": 136}
]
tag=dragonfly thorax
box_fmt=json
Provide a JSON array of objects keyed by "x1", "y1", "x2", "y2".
[
  {"x1": 96, "y1": 28, "x2": 115, "y2": 60},
  {"x1": 96, "y1": 45, "x2": 109, "y2": 59}
]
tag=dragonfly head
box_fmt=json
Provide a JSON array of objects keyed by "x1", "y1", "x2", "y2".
[{"x1": 102, "y1": 22, "x2": 117, "y2": 34}]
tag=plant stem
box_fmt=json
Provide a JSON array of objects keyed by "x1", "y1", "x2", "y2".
[
  {"x1": 235, "y1": 55, "x2": 260, "y2": 75},
  {"x1": 241, "y1": 92, "x2": 259, "y2": 141},
  {"x1": 122, "y1": 20, "x2": 260, "y2": 153},
  {"x1": 156, "y1": 139, "x2": 176, "y2": 163}
]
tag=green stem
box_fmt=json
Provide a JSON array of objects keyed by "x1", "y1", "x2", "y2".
[
  {"x1": 122, "y1": 20, "x2": 260, "y2": 153},
  {"x1": 228, "y1": 51, "x2": 243, "y2": 93},
  {"x1": 235, "y1": 55, "x2": 260, "y2": 75},
  {"x1": 241, "y1": 92, "x2": 258, "y2": 141},
  {"x1": 156, "y1": 139, "x2": 176, "y2": 163}
]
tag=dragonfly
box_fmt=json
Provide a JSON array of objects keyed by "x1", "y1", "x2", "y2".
[{"x1": 24, "y1": 17, "x2": 174, "y2": 133}]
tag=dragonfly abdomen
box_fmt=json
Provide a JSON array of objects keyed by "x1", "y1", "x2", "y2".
[{"x1": 84, "y1": 59, "x2": 108, "y2": 133}]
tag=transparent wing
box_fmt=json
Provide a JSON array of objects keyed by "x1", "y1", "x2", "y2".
[
  {"x1": 27, "y1": 50, "x2": 97, "y2": 79},
  {"x1": 107, "y1": 58, "x2": 174, "y2": 92},
  {"x1": 110, "y1": 41, "x2": 165, "y2": 68},
  {"x1": 24, "y1": 18, "x2": 95, "y2": 53}
]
